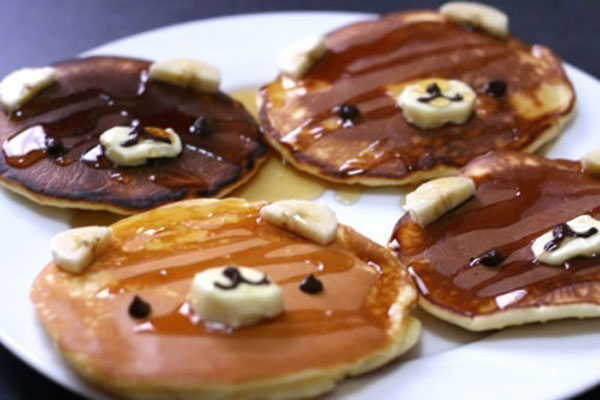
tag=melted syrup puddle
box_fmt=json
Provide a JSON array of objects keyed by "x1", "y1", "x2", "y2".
[{"x1": 230, "y1": 88, "x2": 363, "y2": 204}]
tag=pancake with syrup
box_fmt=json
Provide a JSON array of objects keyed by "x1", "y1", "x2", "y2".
[
  {"x1": 0, "y1": 56, "x2": 266, "y2": 214},
  {"x1": 31, "y1": 198, "x2": 419, "y2": 399},
  {"x1": 389, "y1": 151, "x2": 600, "y2": 331},
  {"x1": 260, "y1": 9, "x2": 575, "y2": 186}
]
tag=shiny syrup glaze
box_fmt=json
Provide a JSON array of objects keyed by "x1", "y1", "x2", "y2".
[
  {"x1": 32, "y1": 201, "x2": 408, "y2": 382},
  {"x1": 389, "y1": 152, "x2": 600, "y2": 316},
  {"x1": 260, "y1": 12, "x2": 574, "y2": 181},
  {"x1": 0, "y1": 57, "x2": 265, "y2": 211},
  {"x1": 108, "y1": 215, "x2": 377, "y2": 336}
]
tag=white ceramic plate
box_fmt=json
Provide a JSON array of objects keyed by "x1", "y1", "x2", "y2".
[{"x1": 1, "y1": 11, "x2": 599, "y2": 400}]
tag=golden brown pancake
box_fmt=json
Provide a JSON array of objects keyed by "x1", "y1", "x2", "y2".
[
  {"x1": 260, "y1": 11, "x2": 575, "y2": 186},
  {"x1": 389, "y1": 151, "x2": 600, "y2": 331},
  {"x1": 0, "y1": 56, "x2": 266, "y2": 214},
  {"x1": 31, "y1": 198, "x2": 419, "y2": 399}
]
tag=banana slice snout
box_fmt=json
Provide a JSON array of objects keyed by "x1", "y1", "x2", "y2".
[
  {"x1": 50, "y1": 226, "x2": 112, "y2": 274},
  {"x1": 440, "y1": 2, "x2": 509, "y2": 38},
  {"x1": 148, "y1": 57, "x2": 221, "y2": 92},
  {"x1": 398, "y1": 78, "x2": 476, "y2": 129},
  {"x1": 277, "y1": 36, "x2": 327, "y2": 79},
  {"x1": 260, "y1": 200, "x2": 338, "y2": 245},
  {"x1": 0, "y1": 66, "x2": 57, "y2": 111},
  {"x1": 405, "y1": 176, "x2": 476, "y2": 226},
  {"x1": 189, "y1": 266, "x2": 284, "y2": 328},
  {"x1": 531, "y1": 215, "x2": 600, "y2": 265},
  {"x1": 100, "y1": 126, "x2": 182, "y2": 167}
]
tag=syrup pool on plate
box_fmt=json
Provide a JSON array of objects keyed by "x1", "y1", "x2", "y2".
[{"x1": 230, "y1": 88, "x2": 363, "y2": 204}]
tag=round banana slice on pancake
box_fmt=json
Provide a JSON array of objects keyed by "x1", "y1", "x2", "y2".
[
  {"x1": 389, "y1": 151, "x2": 600, "y2": 331},
  {"x1": 31, "y1": 198, "x2": 419, "y2": 399},
  {"x1": 0, "y1": 56, "x2": 266, "y2": 214},
  {"x1": 260, "y1": 8, "x2": 575, "y2": 186}
]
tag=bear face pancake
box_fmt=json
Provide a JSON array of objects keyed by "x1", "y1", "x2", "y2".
[
  {"x1": 390, "y1": 151, "x2": 600, "y2": 331},
  {"x1": 32, "y1": 198, "x2": 419, "y2": 399},
  {"x1": 0, "y1": 57, "x2": 266, "y2": 214},
  {"x1": 260, "y1": 11, "x2": 574, "y2": 186}
]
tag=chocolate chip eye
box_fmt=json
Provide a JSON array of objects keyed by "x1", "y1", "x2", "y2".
[
  {"x1": 189, "y1": 116, "x2": 211, "y2": 135},
  {"x1": 44, "y1": 137, "x2": 66, "y2": 157},
  {"x1": 128, "y1": 295, "x2": 151, "y2": 319},
  {"x1": 483, "y1": 80, "x2": 507, "y2": 97},
  {"x1": 336, "y1": 103, "x2": 360, "y2": 122},
  {"x1": 299, "y1": 274, "x2": 323, "y2": 294},
  {"x1": 470, "y1": 249, "x2": 505, "y2": 267}
]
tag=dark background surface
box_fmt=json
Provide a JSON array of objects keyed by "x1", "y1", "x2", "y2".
[{"x1": 0, "y1": 0, "x2": 598, "y2": 399}]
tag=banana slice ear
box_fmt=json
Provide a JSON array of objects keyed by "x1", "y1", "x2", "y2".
[
  {"x1": 148, "y1": 57, "x2": 221, "y2": 92},
  {"x1": 582, "y1": 149, "x2": 600, "y2": 175},
  {"x1": 0, "y1": 66, "x2": 57, "y2": 111},
  {"x1": 405, "y1": 176, "x2": 475, "y2": 225},
  {"x1": 440, "y1": 2, "x2": 509, "y2": 38},
  {"x1": 50, "y1": 226, "x2": 112, "y2": 274},
  {"x1": 260, "y1": 200, "x2": 338, "y2": 245},
  {"x1": 277, "y1": 36, "x2": 327, "y2": 79}
]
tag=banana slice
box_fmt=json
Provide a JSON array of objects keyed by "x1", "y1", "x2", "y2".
[
  {"x1": 260, "y1": 200, "x2": 338, "y2": 245},
  {"x1": 582, "y1": 149, "x2": 600, "y2": 175},
  {"x1": 532, "y1": 215, "x2": 600, "y2": 265},
  {"x1": 189, "y1": 266, "x2": 284, "y2": 328},
  {"x1": 405, "y1": 176, "x2": 476, "y2": 226},
  {"x1": 99, "y1": 126, "x2": 182, "y2": 167},
  {"x1": 50, "y1": 226, "x2": 112, "y2": 274},
  {"x1": 0, "y1": 66, "x2": 57, "y2": 111},
  {"x1": 277, "y1": 36, "x2": 327, "y2": 79},
  {"x1": 148, "y1": 57, "x2": 221, "y2": 92},
  {"x1": 440, "y1": 2, "x2": 509, "y2": 38},
  {"x1": 398, "y1": 78, "x2": 476, "y2": 129}
]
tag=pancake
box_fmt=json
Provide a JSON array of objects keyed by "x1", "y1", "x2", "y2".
[
  {"x1": 389, "y1": 151, "x2": 600, "y2": 331},
  {"x1": 260, "y1": 10, "x2": 575, "y2": 186},
  {"x1": 0, "y1": 56, "x2": 266, "y2": 214},
  {"x1": 31, "y1": 198, "x2": 419, "y2": 399}
]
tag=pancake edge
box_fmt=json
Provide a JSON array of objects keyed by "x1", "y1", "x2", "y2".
[
  {"x1": 418, "y1": 295, "x2": 600, "y2": 332},
  {"x1": 0, "y1": 152, "x2": 268, "y2": 215},
  {"x1": 58, "y1": 317, "x2": 419, "y2": 400}
]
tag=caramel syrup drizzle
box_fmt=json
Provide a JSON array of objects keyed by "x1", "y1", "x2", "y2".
[{"x1": 97, "y1": 212, "x2": 392, "y2": 336}]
